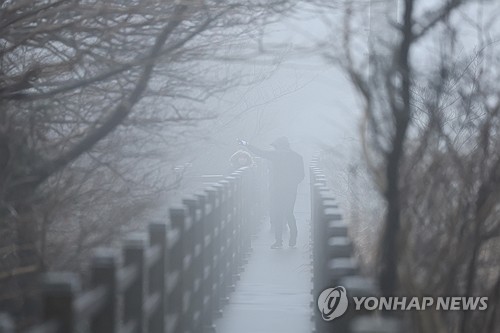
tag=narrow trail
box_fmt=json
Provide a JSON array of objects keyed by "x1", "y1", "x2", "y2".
[{"x1": 215, "y1": 182, "x2": 313, "y2": 333}]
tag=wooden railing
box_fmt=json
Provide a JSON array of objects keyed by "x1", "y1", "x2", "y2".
[
  {"x1": 0, "y1": 166, "x2": 264, "y2": 333},
  {"x1": 310, "y1": 156, "x2": 401, "y2": 333}
]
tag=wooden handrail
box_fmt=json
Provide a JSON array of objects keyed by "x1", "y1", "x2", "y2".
[
  {"x1": 310, "y1": 156, "x2": 401, "y2": 333},
  {"x1": 2, "y1": 166, "x2": 265, "y2": 333}
]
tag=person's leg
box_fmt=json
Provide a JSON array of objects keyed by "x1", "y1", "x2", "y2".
[
  {"x1": 271, "y1": 198, "x2": 285, "y2": 248},
  {"x1": 286, "y1": 188, "x2": 298, "y2": 247},
  {"x1": 270, "y1": 208, "x2": 283, "y2": 242},
  {"x1": 274, "y1": 214, "x2": 284, "y2": 246},
  {"x1": 287, "y1": 211, "x2": 297, "y2": 247}
]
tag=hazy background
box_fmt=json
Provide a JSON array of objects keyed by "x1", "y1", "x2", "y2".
[{"x1": 170, "y1": 4, "x2": 365, "y2": 205}]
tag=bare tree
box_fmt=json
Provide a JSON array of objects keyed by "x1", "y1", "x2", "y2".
[
  {"x1": 328, "y1": 0, "x2": 500, "y2": 331},
  {"x1": 0, "y1": 0, "x2": 298, "y2": 325}
]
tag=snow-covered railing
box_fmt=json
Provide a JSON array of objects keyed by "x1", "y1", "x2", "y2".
[
  {"x1": 0, "y1": 166, "x2": 264, "y2": 333},
  {"x1": 310, "y1": 156, "x2": 401, "y2": 333}
]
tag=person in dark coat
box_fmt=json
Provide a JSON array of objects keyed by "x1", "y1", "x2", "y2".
[{"x1": 241, "y1": 137, "x2": 304, "y2": 249}]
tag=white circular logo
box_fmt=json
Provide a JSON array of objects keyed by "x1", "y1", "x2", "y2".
[{"x1": 317, "y1": 286, "x2": 348, "y2": 321}]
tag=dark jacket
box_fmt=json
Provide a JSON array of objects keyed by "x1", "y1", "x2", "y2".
[{"x1": 247, "y1": 145, "x2": 304, "y2": 196}]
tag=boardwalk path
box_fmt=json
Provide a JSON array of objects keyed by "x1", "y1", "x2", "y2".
[{"x1": 215, "y1": 183, "x2": 313, "y2": 333}]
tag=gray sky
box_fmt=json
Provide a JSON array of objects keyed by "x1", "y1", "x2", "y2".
[
  {"x1": 178, "y1": 4, "x2": 364, "y2": 177},
  {"x1": 171, "y1": 0, "x2": 500, "y2": 199}
]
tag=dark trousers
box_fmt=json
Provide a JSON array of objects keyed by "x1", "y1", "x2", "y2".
[{"x1": 270, "y1": 187, "x2": 298, "y2": 244}]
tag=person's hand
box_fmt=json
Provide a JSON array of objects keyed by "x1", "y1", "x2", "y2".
[{"x1": 237, "y1": 139, "x2": 249, "y2": 146}]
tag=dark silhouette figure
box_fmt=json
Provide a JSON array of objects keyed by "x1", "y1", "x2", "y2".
[{"x1": 243, "y1": 137, "x2": 304, "y2": 249}]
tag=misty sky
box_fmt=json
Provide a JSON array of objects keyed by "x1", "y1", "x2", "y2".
[
  {"x1": 171, "y1": 0, "x2": 500, "y2": 202},
  {"x1": 179, "y1": 4, "x2": 363, "y2": 181}
]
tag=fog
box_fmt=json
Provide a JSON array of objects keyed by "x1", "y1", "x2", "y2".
[
  {"x1": 173, "y1": 5, "x2": 362, "y2": 202},
  {"x1": 3, "y1": 0, "x2": 500, "y2": 332}
]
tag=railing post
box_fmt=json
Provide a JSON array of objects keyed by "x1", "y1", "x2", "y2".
[
  {"x1": 183, "y1": 205, "x2": 196, "y2": 330},
  {"x1": 225, "y1": 177, "x2": 239, "y2": 287},
  {"x1": 218, "y1": 181, "x2": 234, "y2": 297},
  {"x1": 215, "y1": 182, "x2": 231, "y2": 306},
  {"x1": 244, "y1": 169, "x2": 254, "y2": 253},
  {"x1": 230, "y1": 171, "x2": 246, "y2": 267},
  {"x1": 90, "y1": 248, "x2": 118, "y2": 333},
  {"x1": 148, "y1": 222, "x2": 167, "y2": 333},
  {"x1": 205, "y1": 187, "x2": 223, "y2": 317},
  {"x1": 197, "y1": 192, "x2": 216, "y2": 333},
  {"x1": 312, "y1": 187, "x2": 334, "y2": 300},
  {"x1": 42, "y1": 273, "x2": 79, "y2": 333},
  {"x1": 169, "y1": 207, "x2": 187, "y2": 333},
  {"x1": 123, "y1": 234, "x2": 146, "y2": 333},
  {"x1": 183, "y1": 197, "x2": 204, "y2": 332}
]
